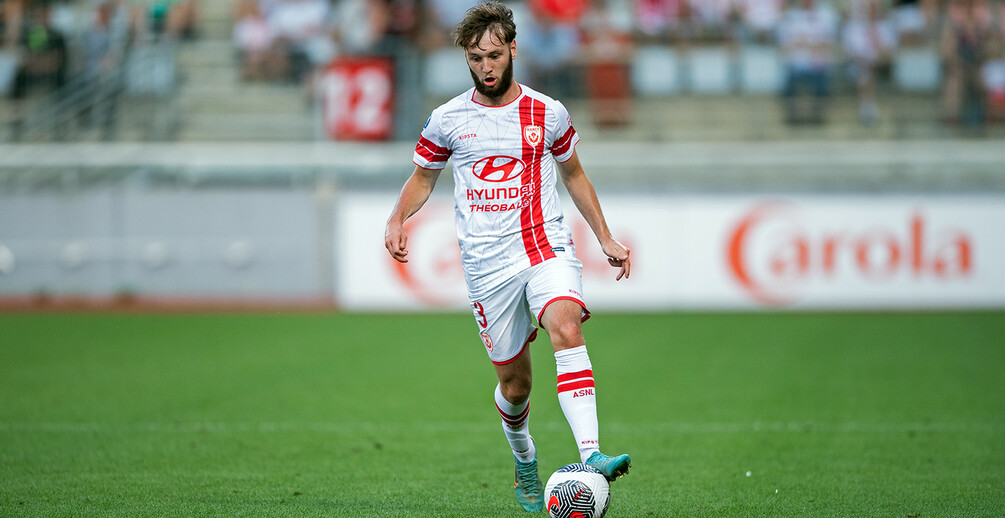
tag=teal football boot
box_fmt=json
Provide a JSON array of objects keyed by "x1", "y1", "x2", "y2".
[
  {"x1": 585, "y1": 451, "x2": 632, "y2": 481},
  {"x1": 513, "y1": 457, "x2": 544, "y2": 512}
]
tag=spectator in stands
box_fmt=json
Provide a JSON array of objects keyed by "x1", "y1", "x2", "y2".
[
  {"x1": 417, "y1": 0, "x2": 470, "y2": 50},
  {"x1": 1, "y1": 0, "x2": 25, "y2": 103},
  {"x1": 982, "y1": 39, "x2": 1005, "y2": 123},
  {"x1": 687, "y1": 0, "x2": 733, "y2": 42},
  {"x1": 329, "y1": 0, "x2": 390, "y2": 56},
  {"x1": 384, "y1": 0, "x2": 419, "y2": 42},
  {"x1": 1000, "y1": 0, "x2": 1005, "y2": 37},
  {"x1": 233, "y1": 0, "x2": 280, "y2": 80},
  {"x1": 777, "y1": 0, "x2": 838, "y2": 124},
  {"x1": 520, "y1": 0, "x2": 587, "y2": 98},
  {"x1": 735, "y1": 0, "x2": 784, "y2": 44},
  {"x1": 890, "y1": 0, "x2": 938, "y2": 46},
  {"x1": 10, "y1": 1, "x2": 68, "y2": 94},
  {"x1": 632, "y1": 0, "x2": 689, "y2": 43},
  {"x1": 132, "y1": 0, "x2": 199, "y2": 40},
  {"x1": 267, "y1": 0, "x2": 330, "y2": 82},
  {"x1": 300, "y1": 0, "x2": 390, "y2": 103},
  {"x1": 378, "y1": 0, "x2": 425, "y2": 139},
  {"x1": 80, "y1": 0, "x2": 130, "y2": 134},
  {"x1": 631, "y1": 0, "x2": 679, "y2": 41},
  {"x1": 582, "y1": 0, "x2": 634, "y2": 127},
  {"x1": 2, "y1": 0, "x2": 26, "y2": 50},
  {"x1": 6, "y1": 1, "x2": 68, "y2": 138},
  {"x1": 842, "y1": 0, "x2": 898, "y2": 126},
  {"x1": 940, "y1": 0, "x2": 996, "y2": 126}
]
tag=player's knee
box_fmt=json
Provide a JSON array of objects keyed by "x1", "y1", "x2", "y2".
[
  {"x1": 499, "y1": 378, "x2": 532, "y2": 404},
  {"x1": 548, "y1": 320, "x2": 584, "y2": 350}
]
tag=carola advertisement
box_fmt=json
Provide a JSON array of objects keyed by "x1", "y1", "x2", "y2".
[{"x1": 338, "y1": 194, "x2": 1005, "y2": 310}]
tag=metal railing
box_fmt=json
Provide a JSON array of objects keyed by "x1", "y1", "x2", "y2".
[{"x1": 0, "y1": 40, "x2": 179, "y2": 143}]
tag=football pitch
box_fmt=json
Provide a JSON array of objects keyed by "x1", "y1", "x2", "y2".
[{"x1": 1, "y1": 311, "x2": 1003, "y2": 517}]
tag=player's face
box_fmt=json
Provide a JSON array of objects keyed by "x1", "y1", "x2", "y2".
[{"x1": 465, "y1": 31, "x2": 516, "y2": 101}]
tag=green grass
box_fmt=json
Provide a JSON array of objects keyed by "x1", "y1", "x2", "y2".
[{"x1": 1, "y1": 311, "x2": 1003, "y2": 517}]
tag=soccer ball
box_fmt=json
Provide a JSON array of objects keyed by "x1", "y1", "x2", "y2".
[{"x1": 544, "y1": 463, "x2": 610, "y2": 518}]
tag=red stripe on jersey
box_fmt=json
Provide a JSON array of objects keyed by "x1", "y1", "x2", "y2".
[
  {"x1": 557, "y1": 369, "x2": 594, "y2": 384},
  {"x1": 415, "y1": 135, "x2": 451, "y2": 163},
  {"x1": 518, "y1": 96, "x2": 555, "y2": 266},
  {"x1": 551, "y1": 126, "x2": 577, "y2": 158},
  {"x1": 557, "y1": 379, "x2": 595, "y2": 394}
]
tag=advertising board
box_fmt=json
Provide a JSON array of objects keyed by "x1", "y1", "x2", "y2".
[{"x1": 337, "y1": 194, "x2": 1005, "y2": 310}]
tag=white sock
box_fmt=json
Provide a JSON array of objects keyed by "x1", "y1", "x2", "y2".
[
  {"x1": 555, "y1": 345, "x2": 600, "y2": 462},
  {"x1": 495, "y1": 383, "x2": 535, "y2": 463}
]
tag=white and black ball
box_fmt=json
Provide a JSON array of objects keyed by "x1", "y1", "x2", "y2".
[{"x1": 544, "y1": 463, "x2": 610, "y2": 518}]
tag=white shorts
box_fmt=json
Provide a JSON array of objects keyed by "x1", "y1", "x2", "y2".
[{"x1": 468, "y1": 256, "x2": 590, "y2": 365}]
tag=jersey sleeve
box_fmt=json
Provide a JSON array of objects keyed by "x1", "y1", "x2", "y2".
[
  {"x1": 413, "y1": 109, "x2": 452, "y2": 170},
  {"x1": 548, "y1": 99, "x2": 580, "y2": 163}
]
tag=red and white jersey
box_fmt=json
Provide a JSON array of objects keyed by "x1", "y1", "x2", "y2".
[{"x1": 413, "y1": 84, "x2": 581, "y2": 287}]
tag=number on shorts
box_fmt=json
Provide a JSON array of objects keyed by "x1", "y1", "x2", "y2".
[{"x1": 473, "y1": 302, "x2": 488, "y2": 328}]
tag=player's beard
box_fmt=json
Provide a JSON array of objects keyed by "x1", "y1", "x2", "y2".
[{"x1": 470, "y1": 52, "x2": 515, "y2": 101}]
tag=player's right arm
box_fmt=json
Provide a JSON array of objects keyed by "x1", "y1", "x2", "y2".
[{"x1": 384, "y1": 166, "x2": 440, "y2": 263}]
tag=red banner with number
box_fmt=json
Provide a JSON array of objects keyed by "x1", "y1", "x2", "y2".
[{"x1": 322, "y1": 57, "x2": 394, "y2": 141}]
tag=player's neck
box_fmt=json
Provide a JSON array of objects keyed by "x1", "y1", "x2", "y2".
[{"x1": 473, "y1": 83, "x2": 522, "y2": 107}]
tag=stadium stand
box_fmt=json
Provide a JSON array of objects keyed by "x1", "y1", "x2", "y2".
[{"x1": 2, "y1": 0, "x2": 1005, "y2": 143}]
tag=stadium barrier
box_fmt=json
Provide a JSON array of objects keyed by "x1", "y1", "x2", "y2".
[{"x1": 1, "y1": 141, "x2": 1003, "y2": 311}]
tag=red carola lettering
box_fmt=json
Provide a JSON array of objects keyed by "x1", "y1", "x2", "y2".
[
  {"x1": 472, "y1": 156, "x2": 525, "y2": 182},
  {"x1": 727, "y1": 203, "x2": 974, "y2": 305}
]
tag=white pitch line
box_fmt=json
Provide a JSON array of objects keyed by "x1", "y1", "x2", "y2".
[{"x1": 0, "y1": 421, "x2": 997, "y2": 434}]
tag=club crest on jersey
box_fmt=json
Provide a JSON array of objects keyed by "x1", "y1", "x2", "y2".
[
  {"x1": 480, "y1": 331, "x2": 494, "y2": 352},
  {"x1": 523, "y1": 125, "x2": 543, "y2": 148}
]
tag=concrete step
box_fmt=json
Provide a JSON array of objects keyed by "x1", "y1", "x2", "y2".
[
  {"x1": 176, "y1": 39, "x2": 235, "y2": 68},
  {"x1": 179, "y1": 87, "x2": 308, "y2": 114},
  {"x1": 194, "y1": 0, "x2": 235, "y2": 40},
  {"x1": 175, "y1": 112, "x2": 317, "y2": 141},
  {"x1": 569, "y1": 94, "x2": 951, "y2": 142},
  {"x1": 179, "y1": 65, "x2": 242, "y2": 89}
]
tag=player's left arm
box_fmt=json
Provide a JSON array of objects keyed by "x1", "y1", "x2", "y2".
[{"x1": 557, "y1": 150, "x2": 631, "y2": 281}]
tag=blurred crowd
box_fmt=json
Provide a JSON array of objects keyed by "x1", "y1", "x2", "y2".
[
  {"x1": 1, "y1": 0, "x2": 197, "y2": 137},
  {"x1": 2, "y1": 0, "x2": 1005, "y2": 134},
  {"x1": 228, "y1": 0, "x2": 1005, "y2": 127},
  {"x1": 1, "y1": 0, "x2": 198, "y2": 94}
]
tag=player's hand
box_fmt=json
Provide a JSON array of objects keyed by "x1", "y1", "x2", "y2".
[
  {"x1": 602, "y1": 239, "x2": 631, "y2": 281},
  {"x1": 385, "y1": 221, "x2": 409, "y2": 263}
]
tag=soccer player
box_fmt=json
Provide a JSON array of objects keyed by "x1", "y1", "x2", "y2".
[{"x1": 383, "y1": 1, "x2": 631, "y2": 512}]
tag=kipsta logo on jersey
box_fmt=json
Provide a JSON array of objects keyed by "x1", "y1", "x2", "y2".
[
  {"x1": 523, "y1": 125, "x2": 543, "y2": 147},
  {"x1": 472, "y1": 156, "x2": 526, "y2": 182}
]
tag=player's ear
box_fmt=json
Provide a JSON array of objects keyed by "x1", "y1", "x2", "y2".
[{"x1": 509, "y1": 40, "x2": 517, "y2": 60}]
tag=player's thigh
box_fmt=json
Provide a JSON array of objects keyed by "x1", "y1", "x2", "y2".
[
  {"x1": 469, "y1": 276, "x2": 537, "y2": 366},
  {"x1": 525, "y1": 256, "x2": 590, "y2": 327}
]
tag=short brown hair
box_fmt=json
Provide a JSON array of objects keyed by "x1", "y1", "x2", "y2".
[{"x1": 452, "y1": 1, "x2": 517, "y2": 49}]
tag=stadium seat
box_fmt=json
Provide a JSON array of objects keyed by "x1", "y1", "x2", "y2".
[
  {"x1": 893, "y1": 47, "x2": 941, "y2": 92},
  {"x1": 125, "y1": 42, "x2": 178, "y2": 96},
  {"x1": 738, "y1": 45, "x2": 783, "y2": 94},
  {"x1": 0, "y1": 50, "x2": 17, "y2": 97},
  {"x1": 424, "y1": 47, "x2": 475, "y2": 97},
  {"x1": 630, "y1": 45, "x2": 681, "y2": 96},
  {"x1": 686, "y1": 46, "x2": 734, "y2": 95}
]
